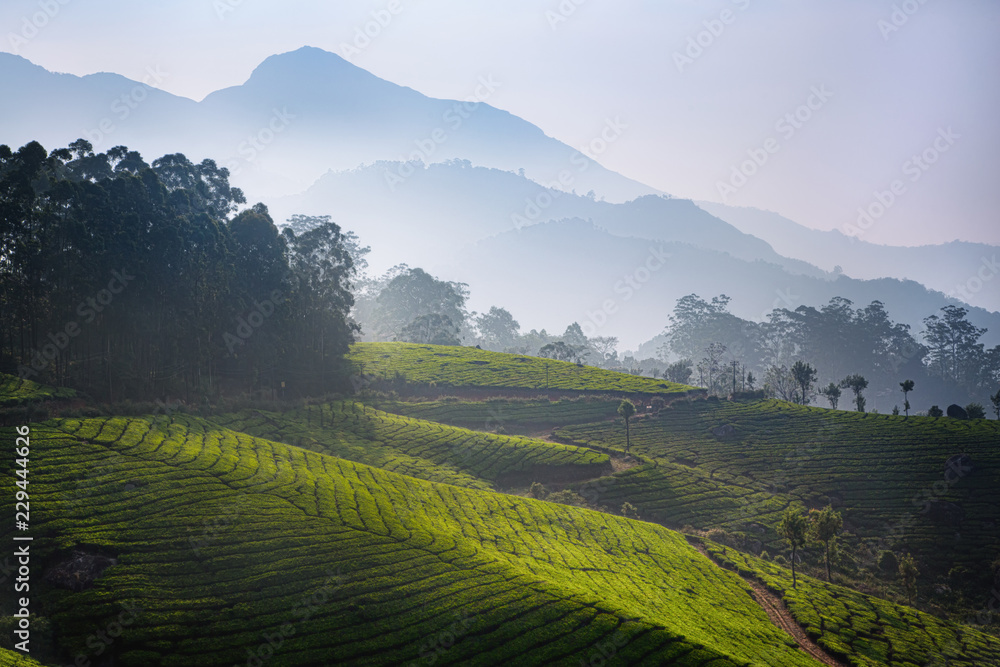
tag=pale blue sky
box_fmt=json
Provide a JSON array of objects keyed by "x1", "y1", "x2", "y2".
[{"x1": 3, "y1": 0, "x2": 998, "y2": 246}]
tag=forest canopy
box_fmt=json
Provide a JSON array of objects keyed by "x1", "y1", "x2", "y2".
[{"x1": 0, "y1": 140, "x2": 359, "y2": 401}]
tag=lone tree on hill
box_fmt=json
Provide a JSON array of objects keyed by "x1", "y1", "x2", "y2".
[
  {"x1": 810, "y1": 506, "x2": 843, "y2": 582},
  {"x1": 899, "y1": 553, "x2": 919, "y2": 605},
  {"x1": 618, "y1": 399, "x2": 636, "y2": 453},
  {"x1": 928, "y1": 405, "x2": 944, "y2": 417},
  {"x1": 900, "y1": 379, "x2": 915, "y2": 416},
  {"x1": 777, "y1": 509, "x2": 809, "y2": 588},
  {"x1": 791, "y1": 361, "x2": 818, "y2": 405},
  {"x1": 820, "y1": 383, "x2": 841, "y2": 409},
  {"x1": 841, "y1": 374, "x2": 869, "y2": 413}
]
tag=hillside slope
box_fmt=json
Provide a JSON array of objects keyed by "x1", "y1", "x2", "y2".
[
  {"x1": 212, "y1": 401, "x2": 609, "y2": 489},
  {"x1": 3, "y1": 415, "x2": 822, "y2": 666},
  {"x1": 348, "y1": 342, "x2": 698, "y2": 397},
  {"x1": 554, "y1": 399, "x2": 1000, "y2": 590}
]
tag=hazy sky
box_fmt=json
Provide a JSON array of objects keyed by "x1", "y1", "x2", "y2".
[{"x1": 3, "y1": 0, "x2": 998, "y2": 246}]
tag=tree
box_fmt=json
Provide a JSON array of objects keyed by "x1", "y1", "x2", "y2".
[
  {"x1": 370, "y1": 268, "x2": 468, "y2": 341},
  {"x1": 700, "y1": 342, "x2": 728, "y2": 394},
  {"x1": 590, "y1": 336, "x2": 619, "y2": 364},
  {"x1": 398, "y1": 313, "x2": 461, "y2": 346},
  {"x1": 810, "y1": 506, "x2": 843, "y2": 582},
  {"x1": 820, "y1": 383, "x2": 841, "y2": 409},
  {"x1": 899, "y1": 379, "x2": 914, "y2": 416},
  {"x1": 664, "y1": 359, "x2": 693, "y2": 384},
  {"x1": 618, "y1": 399, "x2": 636, "y2": 453},
  {"x1": 791, "y1": 361, "x2": 818, "y2": 405},
  {"x1": 746, "y1": 371, "x2": 756, "y2": 390},
  {"x1": 539, "y1": 341, "x2": 585, "y2": 363},
  {"x1": 475, "y1": 306, "x2": 520, "y2": 351},
  {"x1": 965, "y1": 403, "x2": 986, "y2": 420},
  {"x1": 992, "y1": 389, "x2": 1000, "y2": 420},
  {"x1": 777, "y1": 509, "x2": 809, "y2": 588},
  {"x1": 898, "y1": 553, "x2": 919, "y2": 605},
  {"x1": 928, "y1": 405, "x2": 944, "y2": 417},
  {"x1": 764, "y1": 364, "x2": 798, "y2": 403},
  {"x1": 841, "y1": 374, "x2": 869, "y2": 413},
  {"x1": 922, "y1": 305, "x2": 986, "y2": 386}
]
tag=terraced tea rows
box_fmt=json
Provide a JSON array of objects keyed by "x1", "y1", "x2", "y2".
[
  {"x1": 554, "y1": 399, "x2": 1000, "y2": 580},
  {"x1": 700, "y1": 539, "x2": 1000, "y2": 667},
  {"x1": 0, "y1": 650, "x2": 44, "y2": 666},
  {"x1": 212, "y1": 401, "x2": 609, "y2": 489},
  {"x1": 365, "y1": 396, "x2": 621, "y2": 434},
  {"x1": 349, "y1": 342, "x2": 696, "y2": 396},
  {"x1": 1, "y1": 416, "x2": 829, "y2": 666},
  {"x1": 0, "y1": 373, "x2": 75, "y2": 406}
]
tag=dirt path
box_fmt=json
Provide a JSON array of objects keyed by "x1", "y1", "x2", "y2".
[{"x1": 691, "y1": 543, "x2": 846, "y2": 667}]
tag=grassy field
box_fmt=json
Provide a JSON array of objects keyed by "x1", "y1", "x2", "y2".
[
  {"x1": 553, "y1": 398, "x2": 1000, "y2": 601},
  {"x1": 2, "y1": 415, "x2": 834, "y2": 666},
  {"x1": 211, "y1": 401, "x2": 609, "y2": 489},
  {"x1": 699, "y1": 538, "x2": 1000, "y2": 667},
  {"x1": 348, "y1": 342, "x2": 696, "y2": 396},
  {"x1": 0, "y1": 373, "x2": 75, "y2": 407},
  {"x1": 365, "y1": 396, "x2": 622, "y2": 434},
  {"x1": 0, "y1": 651, "x2": 44, "y2": 666}
]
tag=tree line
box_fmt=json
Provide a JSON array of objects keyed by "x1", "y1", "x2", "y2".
[{"x1": 0, "y1": 140, "x2": 359, "y2": 402}]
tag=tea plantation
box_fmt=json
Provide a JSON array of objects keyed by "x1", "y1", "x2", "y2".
[
  {"x1": 553, "y1": 398, "x2": 1000, "y2": 585},
  {"x1": 3, "y1": 415, "x2": 828, "y2": 666},
  {"x1": 364, "y1": 396, "x2": 622, "y2": 434},
  {"x1": 349, "y1": 342, "x2": 697, "y2": 396},
  {"x1": 0, "y1": 374, "x2": 75, "y2": 407},
  {"x1": 700, "y1": 538, "x2": 1000, "y2": 667},
  {"x1": 211, "y1": 401, "x2": 609, "y2": 489}
]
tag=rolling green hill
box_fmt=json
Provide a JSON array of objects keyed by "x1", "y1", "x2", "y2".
[
  {"x1": 348, "y1": 342, "x2": 697, "y2": 397},
  {"x1": 364, "y1": 396, "x2": 622, "y2": 434},
  {"x1": 211, "y1": 401, "x2": 609, "y2": 489},
  {"x1": 0, "y1": 374, "x2": 75, "y2": 407},
  {"x1": 2, "y1": 415, "x2": 829, "y2": 666},
  {"x1": 553, "y1": 398, "x2": 1000, "y2": 595},
  {"x1": 699, "y1": 538, "x2": 1000, "y2": 667}
]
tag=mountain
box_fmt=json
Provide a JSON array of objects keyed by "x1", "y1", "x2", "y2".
[
  {"x1": 271, "y1": 160, "x2": 826, "y2": 279},
  {"x1": 432, "y1": 218, "x2": 1000, "y2": 353},
  {"x1": 0, "y1": 47, "x2": 658, "y2": 202},
  {"x1": 696, "y1": 201, "x2": 1000, "y2": 313}
]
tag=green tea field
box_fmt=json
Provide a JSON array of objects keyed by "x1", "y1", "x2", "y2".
[
  {"x1": 552, "y1": 398, "x2": 1000, "y2": 592},
  {"x1": 212, "y1": 401, "x2": 610, "y2": 489},
  {"x1": 2, "y1": 415, "x2": 849, "y2": 666},
  {"x1": 349, "y1": 342, "x2": 697, "y2": 397}
]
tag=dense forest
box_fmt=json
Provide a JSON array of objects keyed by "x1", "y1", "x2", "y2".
[{"x1": 0, "y1": 140, "x2": 359, "y2": 401}]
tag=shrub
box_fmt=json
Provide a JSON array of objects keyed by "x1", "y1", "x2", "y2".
[
  {"x1": 877, "y1": 550, "x2": 898, "y2": 574},
  {"x1": 928, "y1": 405, "x2": 944, "y2": 417},
  {"x1": 546, "y1": 489, "x2": 586, "y2": 506},
  {"x1": 621, "y1": 502, "x2": 639, "y2": 520},
  {"x1": 529, "y1": 482, "x2": 548, "y2": 499},
  {"x1": 965, "y1": 403, "x2": 986, "y2": 419}
]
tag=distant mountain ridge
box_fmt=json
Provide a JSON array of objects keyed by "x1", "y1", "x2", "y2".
[
  {"x1": 0, "y1": 47, "x2": 659, "y2": 202},
  {"x1": 696, "y1": 201, "x2": 1000, "y2": 313}
]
